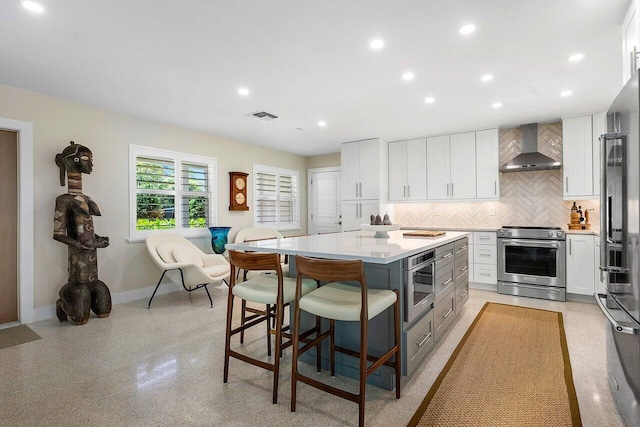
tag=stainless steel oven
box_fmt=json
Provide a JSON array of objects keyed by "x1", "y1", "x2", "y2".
[
  {"x1": 497, "y1": 226, "x2": 566, "y2": 301},
  {"x1": 404, "y1": 249, "x2": 436, "y2": 323}
]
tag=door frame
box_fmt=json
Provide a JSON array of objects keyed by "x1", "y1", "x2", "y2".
[
  {"x1": 0, "y1": 118, "x2": 34, "y2": 324},
  {"x1": 307, "y1": 166, "x2": 341, "y2": 235}
]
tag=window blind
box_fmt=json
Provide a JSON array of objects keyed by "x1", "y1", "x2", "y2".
[{"x1": 254, "y1": 165, "x2": 300, "y2": 229}]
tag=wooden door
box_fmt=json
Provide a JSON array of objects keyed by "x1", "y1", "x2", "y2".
[{"x1": 0, "y1": 130, "x2": 18, "y2": 324}]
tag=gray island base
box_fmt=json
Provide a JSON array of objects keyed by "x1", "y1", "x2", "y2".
[{"x1": 225, "y1": 230, "x2": 470, "y2": 391}]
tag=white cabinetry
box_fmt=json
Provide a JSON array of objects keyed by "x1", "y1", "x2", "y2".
[
  {"x1": 566, "y1": 234, "x2": 596, "y2": 295},
  {"x1": 623, "y1": 0, "x2": 640, "y2": 85},
  {"x1": 471, "y1": 232, "x2": 498, "y2": 285},
  {"x1": 562, "y1": 113, "x2": 606, "y2": 200},
  {"x1": 341, "y1": 138, "x2": 390, "y2": 232},
  {"x1": 476, "y1": 129, "x2": 500, "y2": 199},
  {"x1": 426, "y1": 132, "x2": 477, "y2": 200},
  {"x1": 388, "y1": 138, "x2": 427, "y2": 201}
]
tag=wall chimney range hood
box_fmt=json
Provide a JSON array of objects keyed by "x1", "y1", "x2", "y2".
[{"x1": 500, "y1": 123, "x2": 561, "y2": 172}]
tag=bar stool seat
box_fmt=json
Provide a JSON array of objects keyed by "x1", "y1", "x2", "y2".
[
  {"x1": 299, "y1": 282, "x2": 397, "y2": 321},
  {"x1": 234, "y1": 274, "x2": 315, "y2": 305}
]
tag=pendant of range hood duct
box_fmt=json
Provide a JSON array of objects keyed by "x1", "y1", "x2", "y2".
[{"x1": 500, "y1": 123, "x2": 561, "y2": 172}]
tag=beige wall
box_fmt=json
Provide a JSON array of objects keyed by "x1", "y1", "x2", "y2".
[
  {"x1": 0, "y1": 83, "x2": 308, "y2": 310},
  {"x1": 306, "y1": 152, "x2": 340, "y2": 169}
]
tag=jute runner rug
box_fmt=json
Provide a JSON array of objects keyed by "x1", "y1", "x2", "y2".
[
  {"x1": 0, "y1": 324, "x2": 41, "y2": 349},
  {"x1": 408, "y1": 302, "x2": 582, "y2": 427}
]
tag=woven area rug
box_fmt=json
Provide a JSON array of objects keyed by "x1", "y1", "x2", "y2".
[
  {"x1": 0, "y1": 325, "x2": 41, "y2": 349},
  {"x1": 408, "y1": 302, "x2": 582, "y2": 427}
]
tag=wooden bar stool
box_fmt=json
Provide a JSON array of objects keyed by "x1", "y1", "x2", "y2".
[
  {"x1": 290, "y1": 255, "x2": 401, "y2": 426},
  {"x1": 223, "y1": 250, "x2": 316, "y2": 404}
]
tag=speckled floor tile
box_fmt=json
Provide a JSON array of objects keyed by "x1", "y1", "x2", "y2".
[{"x1": 0, "y1": 289, "x2": 623, "y2": 426}]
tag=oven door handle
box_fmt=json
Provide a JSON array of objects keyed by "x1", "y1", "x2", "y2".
[{"x1": 500, "y1": 239, "x2": 562, "y2": 248}]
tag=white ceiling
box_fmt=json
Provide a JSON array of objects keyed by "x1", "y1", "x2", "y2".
[{"x1": 0, "y1": 0, "x2": 630, "y2": 156}]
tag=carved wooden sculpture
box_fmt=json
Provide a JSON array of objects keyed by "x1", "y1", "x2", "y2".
[{"x1": 53, "y1": 142, "x2": 111, "y2": 325}]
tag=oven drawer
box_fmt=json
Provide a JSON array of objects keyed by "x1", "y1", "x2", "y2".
[
  {"x1": 454, "y1": 238, "x2": 469, "y2": 259},
  {"x1": 455, "y1": 280, "x2": 470, "y2": 314},
  {"x1": 473, "y1": 231, "x2": 497, "y2": 245},
  {"x1": 405, "y1": 309, "x2": 434, "y2": 375},
  {"x1": 474, "y1": 244, "x2": 497, "y2": 265},
  {"x1": 454, "y1": 253, "x2": 469, "y2": 283},
  {"x1": 435, "y1": 265, "x2": 455, "y2": 302},
  {"x1": 434, "y1": 290, "x2": 456, "y2": 341},
  {"x1": 474, "y1": 264, "x2": 497, "y2": 284},
  {"x1": 435, "y1": 243, "x2": 455, "y2": 269}
]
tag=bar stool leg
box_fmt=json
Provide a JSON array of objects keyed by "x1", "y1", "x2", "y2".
[
  {"x1": 315, "y1": 315, "x2": 321, "y2": 372},
  {"x1": 330, "y1": 319, "x2": 336, "y2": 376},
  {"x1": 291, "y1": 297, "x2": 302, "y2": 412},
  {"x1": 272, "y1": 301, "x2": 284, "y2": 404},
  {"x1": 240, "y1": 299, "x2": 247, "y2": 344},
  {"x1": 223, "y1": 292, "x2": 235, "y2": 383},
  {"x1": 266, "y1": 304, "x2": 272, "y2": 357},
  {"x1": 393, "y1": 291, "x2": 401, "y2": 399},
  {"x1": 358, "y1": 319, "x2": 368, "y2": 427}
]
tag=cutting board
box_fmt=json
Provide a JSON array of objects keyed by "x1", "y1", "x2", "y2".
[{"x1": 403, "y1": 230, "x2": 446, "y2": 238}]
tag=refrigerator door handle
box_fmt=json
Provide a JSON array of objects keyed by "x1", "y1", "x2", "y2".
[
  {"x1": 595, "y1": 293, "x2": 640, "y2": 335},
  {"x1": 599, "y1": 265, "x2": 629, "y2": 273}
]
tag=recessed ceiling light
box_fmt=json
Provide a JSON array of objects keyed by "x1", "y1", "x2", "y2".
[
  {"x1": 560, "y1": 90, "x2": 573, "y2": 97},
  {"x1": 402, "y1": 71, "x2": 415, "y2": 81},
  {"x1": 20, "y1": 1, "x2": 44, "y2": 13},
  {"x1": 568, "y1": 53, "x2": 585, "y2": 62},
  {"x1": 480, "y1": 74, "x2": 494, "y2": 82},
  {"x1": 318, "y1": 120, "x2": 326, "y2": 127},
  {"x1": 238, "y1": 87, "x2": 250, "y2": 96},
  {"x1": 369, "y1": 39, "x2": 384, "y2": 50},
  {"x1": 492, "y1": 102, "x2": 503, "y2": 108},
  {"x1": 459, "y1": 24, "x2": 476, "y2": 35},
  {"x1": 424, "y1": 96, "x2": 435, "y2": 104}
]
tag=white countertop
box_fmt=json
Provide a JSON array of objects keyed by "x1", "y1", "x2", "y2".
[{"x1": 225, "y1": 230, "x2": 470, "y2": 264}]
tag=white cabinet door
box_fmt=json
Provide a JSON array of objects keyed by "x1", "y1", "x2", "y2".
[
  {"x1": 360, "y1": 200, "x2": 380, "y2": 221},
  {"x1": 592, "y1": 111, "x2": 607, "y2": 197},
  {"x1": 358, "y1": 139, "x2": 380, "y2": 199},
  {"x1": 388, "y1": 141, "x2": 407, "y2": 201},
  {"x1": 341, "y1": 142, "x2": 359, "y2": 200},
  {"x1": 566, "y1": 234, "x2": 596, "y2": 295},
  {"x1": 563, "y1": 116, "x2": 593, "y2": 199},
  {"x1": 406, "y1": 138, "x2": 427, "y2": 200},
  {"x1": 475, "y1": 129, "x2": 500, "y2": 199},
  {"x1": 427, "y1": 135, "x2": 450, "y2": 200},
  {"x1": 450, "y1": 132, "x2": 476, "y2": 199},
  {"x1": 341, "y1": 200, "x2": 380, "y2": 232}
]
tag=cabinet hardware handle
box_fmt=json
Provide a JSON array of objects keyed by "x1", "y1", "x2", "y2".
[
  {"x1": 359, "y1": 182, "x2": 362, "y2": 197},
  {"x1": 480, "y1": 253, "x2": 491, "y2": 257},
  {"x1": 480, "y1": 273, "x2": 491, "y2": 276},
  {"x1": 460, "y1": 291, "x2": 469, "y2": 299},
  {"x1": 565, "y1": 177, "x2": 569, "y2": 192},
  {"x1": 407, "y1": 185, "x2": 410, "y2": 198},
  {"x1": 417, "y1": 333, "x2": 432, "y2": 348},
  {"x1": 569, "y1": 238, "x2": 572, "y2": 255},
  {"x1": 461, "y1": 266, "x2": 468, "y2": 272},
  {"x1": 456, "y1": 245, "x2": 468, "y2": 252},
  {"x1": 356, "y1": 182, "x2": 359, "y2": 198},
  {"x1": 403, "y1": 185, "x2": 406, "y2": 198},
  {"x1": 494, "y1": 181, "x2": 497, "y2": 195},
  {"x1": 442, "y1": 308, "x2": 454, "y2": 319},
  {"x1": 451, "y1": 183, "x2": 454, "y2": 196},
  {"x1": 479, "y1": 237, "x2": 489, "y2": 240},
  {"x1": 446, "y1": 183, "x2": 449, "y2": 196},
  {"x1": 442, "y1": 253, "x2": 453, "y2": 259},
  {"x1": 442, "y1": 278, "x2": 453, "y2": 286}
]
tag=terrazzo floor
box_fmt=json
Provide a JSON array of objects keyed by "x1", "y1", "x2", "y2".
[{"x1": 0, "y1": 289, "x2": 623, "y2": 426}]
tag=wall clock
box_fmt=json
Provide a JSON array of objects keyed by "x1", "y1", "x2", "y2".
[{"x1": 229, "y1": 171, "x2": 249, "y2": 211}]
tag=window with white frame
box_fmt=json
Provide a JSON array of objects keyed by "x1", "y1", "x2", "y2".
[
  {"x1": 253, "y1": 164, "x2": 300, "y2": 230},
  {"x1": 130, "y1": 145, "x2": 217, "y2": 240}
]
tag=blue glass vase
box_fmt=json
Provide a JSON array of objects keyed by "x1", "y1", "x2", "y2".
[{"x1": 208, "y1": 226, "x2": 231, "y2": 254}]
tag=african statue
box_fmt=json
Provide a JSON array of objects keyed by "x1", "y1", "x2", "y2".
[{"x1": 53, "y1": 141, "x2": 111, "y2": 325}]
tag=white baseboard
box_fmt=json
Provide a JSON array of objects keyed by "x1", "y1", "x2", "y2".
[
  {"x1": 34, "y1": 281, "x2": 183, "y2": 322},
  {"x1": 469, "y1": 282, "x2": 498, "y2": 292}
]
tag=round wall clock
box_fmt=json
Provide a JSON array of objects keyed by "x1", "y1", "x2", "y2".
[{"x1": 229, "y1": 171, "x2": 249, "y2": 211}]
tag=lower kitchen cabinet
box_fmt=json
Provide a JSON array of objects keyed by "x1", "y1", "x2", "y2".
[
  {"x1": 341, "y1": 200, "x2": 380, "y2": 232},
  {"x1": 472, "y1": 231, "x2": 498, "y2": 285},
  {"x1": 405, "y1": 309, "x2": 434, "y2": 375},
  {"x1": 566, "y1": 234, "x2": 596, "y2": 295}
]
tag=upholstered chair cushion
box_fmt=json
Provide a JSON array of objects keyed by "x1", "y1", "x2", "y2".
[
  {"x1": 299, "y1": 282, "x2": 397, "y2": 321},
  {"x1": 232, "y1": 275, "x2": 316, "y2": 305},
  {"x1": 156, "y1": 242, "x2": 181, "y2": 264},
  {"x1": 203, "y1": 264, "x2": 231, "y2": 278},
  {"x1": 172, "y1": 246, "x2": 204, "y2": 267}
]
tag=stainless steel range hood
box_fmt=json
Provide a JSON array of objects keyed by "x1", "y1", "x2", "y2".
[{"x1": 500, "y1": 123, "x2": 561, "y2": 172}]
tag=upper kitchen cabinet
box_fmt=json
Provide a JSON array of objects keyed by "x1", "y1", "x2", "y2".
[
  {"x1": 426, "y1": 132, "x2": 476, "y2": 201},
  {"x1": 623, "y1": 0, "x2": 640, "y2": 85},
  {"x1": 562, "y1": 113, "x2": 606, "y2": 200},
  {"x1": 475, "y1": 129, "x2": 500, "y2": 200},
  {"x1": 388, "y1": 138, "x2": 427, "y2": 201},
  {"x1": 341, "y1": 138, "x2": 386, "y2": 200}
]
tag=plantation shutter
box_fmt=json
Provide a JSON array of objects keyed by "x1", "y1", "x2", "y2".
[
  {"x1": 255, "y1": 170, "x2": 278, "y2": 226},
  {"x1": 278, "y1": 173, "x2": 298, "y2": 225},
  {"x1": 254, "y1": 165, "x2": 300, "y2": 229},
  {"x1": 180, "y1": 162, "x2": 210, "y2": 229},
  {"x1": 135, "y1": 157, "x2": 176, "y2": 230}
]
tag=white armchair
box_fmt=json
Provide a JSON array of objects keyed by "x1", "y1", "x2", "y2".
[{"x1": 145, "y1": 232, "x2": 230, "y2": 308}]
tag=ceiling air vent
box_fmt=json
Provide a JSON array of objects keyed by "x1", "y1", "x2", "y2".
[{"x1": 248, "y1": 111, "x2": 279, "y2": 122}]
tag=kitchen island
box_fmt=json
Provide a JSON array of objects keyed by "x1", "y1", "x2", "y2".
[{"x1": 226, "y1": 229, "x2": 470, "y2": 390}]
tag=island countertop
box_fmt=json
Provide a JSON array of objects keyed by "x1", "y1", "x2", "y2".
[{"x1": 225, "y1": 230, "x2": 470, "y2": 264}]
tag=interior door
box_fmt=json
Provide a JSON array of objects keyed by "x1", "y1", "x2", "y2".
[
  {"x1": 310, "y1": 169, "x2": 341, "y2": 234},
  {"x1": 0, "y1": 130, "x2": 18, "y2": 325}
]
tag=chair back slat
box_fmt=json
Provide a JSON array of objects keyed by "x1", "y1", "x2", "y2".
[
  {"x1": 294, "y1": 255, "x2": 364, "y2": 284},
  {"x1": 229, "y1": 250, "x2": 281, "y2": 273}
]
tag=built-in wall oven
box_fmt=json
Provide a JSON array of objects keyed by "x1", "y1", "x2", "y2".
[
  {"x1": 497, "y1": 226, "x2": 566, "y2": 301},
  {"x1": 404, "y1": 249, "x2": 436, "y2": 323}
]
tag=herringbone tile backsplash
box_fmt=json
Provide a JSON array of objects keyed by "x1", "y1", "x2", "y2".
[{"x1": 394, "y1": 123, "x2": 600, "y2": 229}]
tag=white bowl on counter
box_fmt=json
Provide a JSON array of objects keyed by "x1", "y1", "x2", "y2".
[{"x1": 360, "y1": 224, "x2": 402, "y2": 238}]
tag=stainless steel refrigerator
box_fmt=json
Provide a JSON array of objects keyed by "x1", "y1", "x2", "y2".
[{"x1": 596, "y1": 72, "x2": 640, "y2": 427}]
